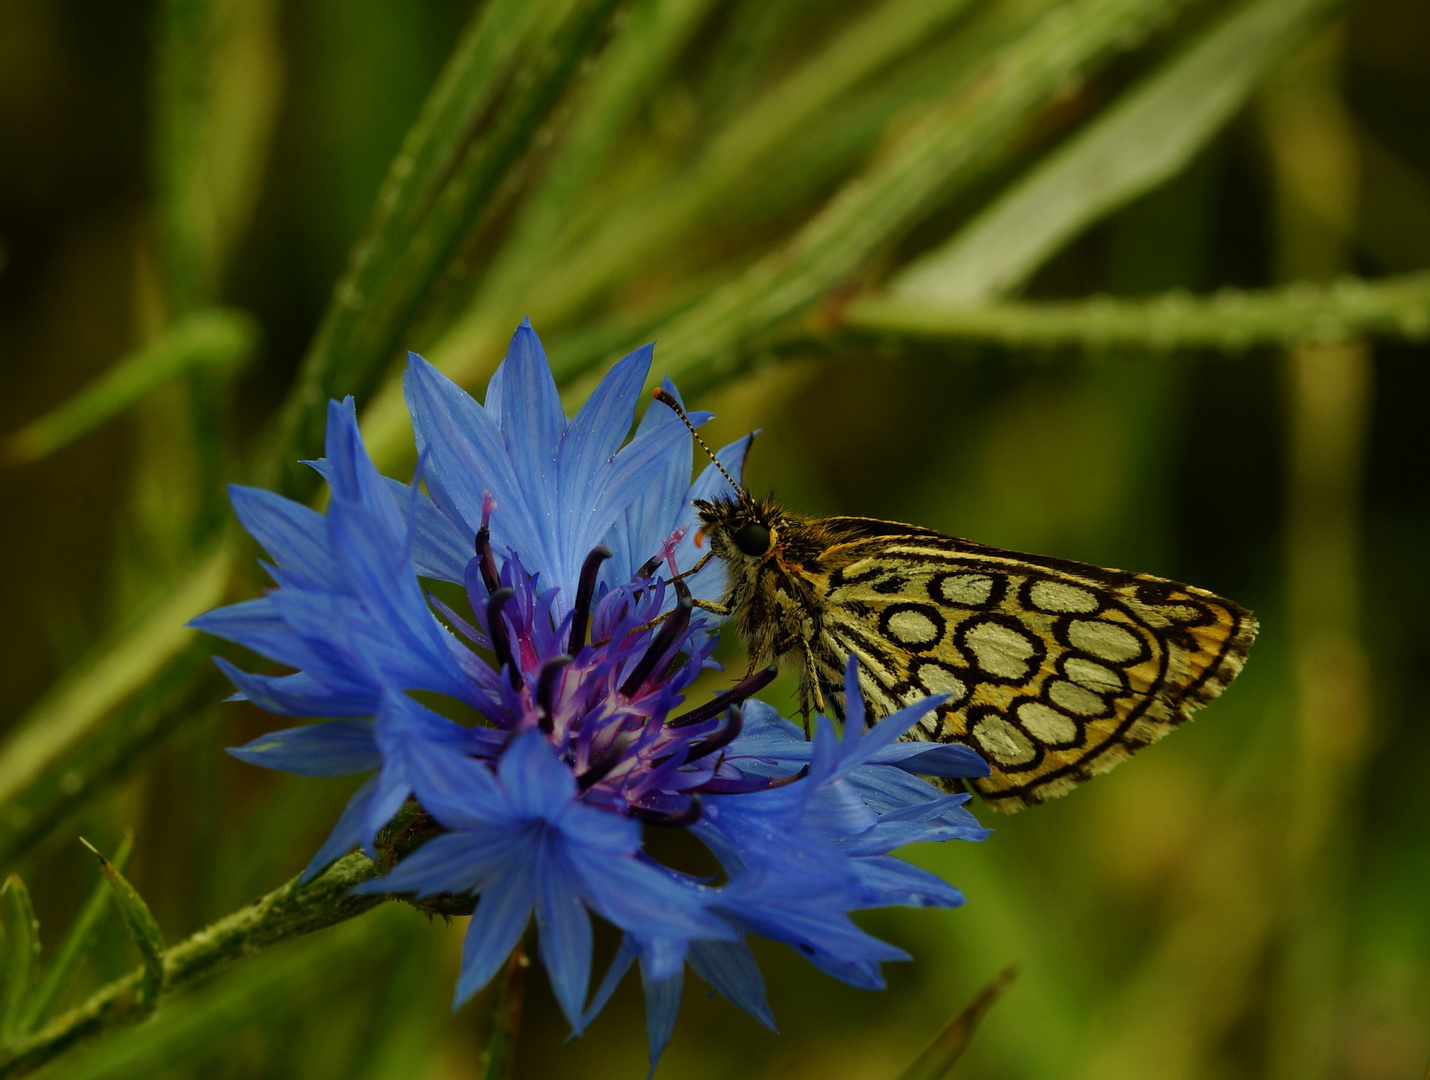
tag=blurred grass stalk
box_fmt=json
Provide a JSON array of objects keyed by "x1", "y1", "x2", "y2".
[
  {"x1": 1261, "y1": 28, "x2": 1372, "y2": 1080},
  {"x1": 2, "y1": 310, "x2": 257, "y2": 466},
  {"x1": 838, "y1": 272, "x2": 1430, "y2": 350}
]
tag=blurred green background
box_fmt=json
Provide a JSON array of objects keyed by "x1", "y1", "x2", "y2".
[{"x1": 1, "y1": 0, "x2": 1428, "y2": 1076}]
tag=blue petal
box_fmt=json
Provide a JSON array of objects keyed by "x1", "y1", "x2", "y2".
[
  {"x1": 190, "y1": 598, "x2": 321, "y2": 672},
  {"x1": 495, "y1": 320, "x2": 566, "y2": 527},
  {"x1": 558, "y1": 343, "x2": 651, "y2": 543},
  {"x1": 498, "y1": 731, "x2": 577, "y2": 819},
  {"x1": 325, "y1": 496, "x2": 476, "y2": 704},
  {"x1": 535, "y1": 841, "x2": 594, "y2": 1031},
  {"x1": 227, "y1": 720, "x2": 378, "y2": 776},
  {"x1": 213, "y1": 657, "x2": 376, "y2": 717},
  {"x1": 597, "y1": 375, "x2": 709, "y2": 584},
  {"x1": 381, "y1": 476, "x2": 473, "y2": 583},
  {"x1": 229, "y1": 485, "x2": 341, "y2": 591},
  {"x1": 566, "y1": 844, "x2": 727, "y2": 941},
  {"x1": 300, "y1": 775, "x2": 378, "y2": 883},
  {"x1": 804, "y1": 952, "x2": 888, "y2": 991},
  {"x1": 881, "y1": 743, "x2": 990, "y2": 779},
  {"x1": 455, "y1": 847, "x2": 537, "y2": 1007},
  {"x1": 400, "y1": 730, "x2": 507, "y2": 828},
  {"x1": 845, "y1": 855, "x2": 966, "y2": 908},
  {"x1": 688, "y1": 939, "x2": 776, "y2": 1031},
  {"x1": 639, "y1": 953, "x2": 683, "y2": 1079},
  {"x1": 322, "y1": 399, "x2": 406, "y2": 537},
  {"x1": 581, "y1": 934, "x2": 639, "y2": 1031},
  {"x1": 362, "y1": 827, "x2": 536, "y2": 898},
  {"x1": 404, "y1": 353, "x2": 550, "y2": 581},
  {"x1": 589, "y1": 418, "x2": 693, "y2": 560}
]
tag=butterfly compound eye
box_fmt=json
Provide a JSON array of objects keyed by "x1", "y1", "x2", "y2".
[{"x1": 732, "y1": 522, "x2": 772, "y2": 557}]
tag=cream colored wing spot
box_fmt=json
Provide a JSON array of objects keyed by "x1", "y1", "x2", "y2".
[
  {"x1": 1028, "y1": 580, "x2": 1099, "y2": 614},
  {"x1": 935, "y1": 573, "x2": 996, "y2": 606},
  {"x1": 914, "y1": 661, "x2": 967, "y2": 702},
  {"x1": 1048, "y1": 679, "x2": 1108, "y2": 717},
  {"x1": 1017, "y1": 701, "x2": 1079, "y2": 744},
  {"x1": 1067, "y1": 619, "x2": 1144, "y2": 663},
  {"x1": 881, "y1": 604, "x2": 943, "y2": 649},
  {"x1": 1064, "y1": 657, "x2": 1124, "y2": 692},
  {"x1": 963, "y1": 620, "x2": 1038, "y2": 679},
  {"x1": 973, "y1": 715, "x2": 1037, "y2": 765}
]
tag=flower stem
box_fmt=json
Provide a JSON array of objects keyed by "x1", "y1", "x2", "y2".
[
  {"x1": 0, "y1": 852, "x2": 387, "y2": 1080},
  {"x1": 481, "y1": 942, "x2": 529, "y2": 1080}
]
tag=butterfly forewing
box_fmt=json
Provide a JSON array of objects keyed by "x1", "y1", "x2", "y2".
[{"x1": 803, "y1": 523, "x2": 1258, "y2": 812}]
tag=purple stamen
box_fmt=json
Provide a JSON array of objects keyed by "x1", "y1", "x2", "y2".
[
  {"x1": 486, "y1": 588, "x2": 523, "y2": 690},
  {"x1": 670, "y1": 666, "x2": 778, "y2": 727},
  {"x1": 631, "y1": 795, "x2": 702, "y2": 828},
  {"x1": 636, "y1": 525, "x2": 688, "y2": 580},
  {"x1": 578, "y1": 731, "x2": 634, "y2": 791},
  {"x1": 535, "y1": 655, "x2": 571, "y2": 734},
  {"x1": 568, "y1": 546, "x2": 612, "y2": 655},
  {"x1": 620, "y1": 581, "x2": 693, "y2": 698},
  {"x1": 684, "y1": 707, "x2": 744, "y2": 763}
]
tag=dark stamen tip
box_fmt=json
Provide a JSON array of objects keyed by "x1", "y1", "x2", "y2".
[
  {"x1": 619, "y1": 592, "x2": 693, "y2": 698},
  {"x1": 486, "y1": 588, "x2": 523, "y2": 691},
  {"x1": 474, "y1": 528, "x2": 500, "y2": 596},
  {"x1": 685, "y1": 707, "x2": 744, "y2": 763},
  {"x1": 630, "y1": 795, "x2": 702, "y2": 828},
  {"x1": 568, "y1": 547, "x2": 612, "y2": 655},
  {"x1": 536, "y1": 655, "x2": 571, "y2": 734},
  {"x1": 577, "y1": 731, "x2": 634, "y2": 791},
  {"x1": 670, "y1": 666, "x2": 778, "y2": 728},
  {"x1": 766, "y1": 764, "x2": 810, "y2": 790}
]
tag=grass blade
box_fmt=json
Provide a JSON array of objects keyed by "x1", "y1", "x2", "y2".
[
  {"x1": 894, "y1": 966, "x2": 1019, "y2": 1080},
  {"x1": 642, "y1": 0, "x2": 1192, "y2": 390},
  {"x1": 400, "y1": 0, "x2": 988, "y2": 445},
  {"x1": 17, "y1": 834, "x2": 136, "y2": 1037},
  {"x1": 80, "y1": 840, "x2": 166, "y2": 1011},
  {"x1": 3, "y1": 310, "x2": 256, "y2": 465},
  {"x1": 257, "y1": 0, "x2": 623, "y2": 500},
  {"x1": 0, "y1": 851, "x2": 385, "y2": 1079},
  {"x1": 889, "y1": 0, "x2": 1351, "y2": 304},
  {"x1": 0, "y1": 877, "x2": 40, "y2": 1045},
  {"x1": 839, "y1": 272, "x2": 1430, "y2": 349},
  {"x1": 0, "y1": 541, "x2": 233, "y2": 856}
]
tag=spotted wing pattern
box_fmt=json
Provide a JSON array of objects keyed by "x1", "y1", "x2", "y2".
[{"x1": 804, "y1": 529, "x2": 1258, "y2": 813}]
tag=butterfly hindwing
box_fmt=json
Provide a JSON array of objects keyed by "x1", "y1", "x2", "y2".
[{"x1": 802, "y1": 522, "x2": 1258, "y2": 812}]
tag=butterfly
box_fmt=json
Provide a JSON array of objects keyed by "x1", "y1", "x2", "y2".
[{"x1": 654, "y1": 389, "x2": 1259, "y2": 813}]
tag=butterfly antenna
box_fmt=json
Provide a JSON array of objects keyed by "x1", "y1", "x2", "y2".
[{"x1": 652, "y1": 388, "x2": 745, "y2": 497}]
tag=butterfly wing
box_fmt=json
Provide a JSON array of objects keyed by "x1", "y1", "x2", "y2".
[{"x1": 803, "y1": 519, "x2": 1258, "y2": 812}]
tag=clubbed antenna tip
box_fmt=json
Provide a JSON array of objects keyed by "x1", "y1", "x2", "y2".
[{"x1": 651, "y1": 388, "x2": 744, "y2": 498}]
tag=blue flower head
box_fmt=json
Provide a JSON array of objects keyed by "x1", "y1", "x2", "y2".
[{"x1": 195, "y1": 321, "x2": 989, "y2": 1075}]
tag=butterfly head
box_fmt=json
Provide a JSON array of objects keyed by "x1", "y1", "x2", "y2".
[
  {"x1": 692, "y1": 492, "x2": 788, "y2": 566},
  {"x1": 651, "y1": 387, "x2": 781, "y2": 565}
]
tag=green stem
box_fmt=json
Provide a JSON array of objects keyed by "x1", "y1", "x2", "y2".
[
  {"x1": 480, "y1": 943, "x2": 528, "y2": 1080},
  {"x1": 0, "y1": 853, "x2": 386, "y2": 1080},
  {"x1": 836, "y1": 272, "x2": 1430, "y2": 350}
]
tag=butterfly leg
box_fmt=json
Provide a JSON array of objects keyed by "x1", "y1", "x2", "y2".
[
  {"x1": 779, "y1": 635, "x2": 824, "y2": 738},
  {"x1": 628, "y1": 598, "x2": 730, "y2": 635}
]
